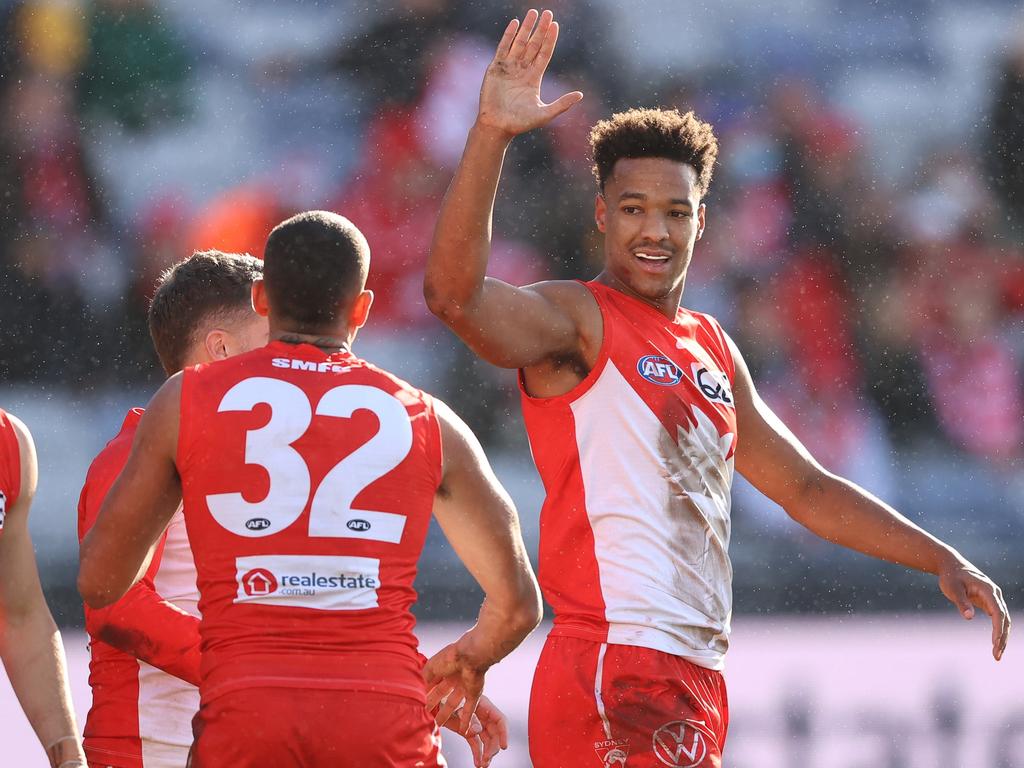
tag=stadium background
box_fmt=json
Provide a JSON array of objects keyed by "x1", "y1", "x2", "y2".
[{"x1": 1, "y1": 0, "x2": 1022, "y2": 765}]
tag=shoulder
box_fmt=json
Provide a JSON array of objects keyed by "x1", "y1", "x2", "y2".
[{"x1": 527, "y1": 279, "x2": 603, "y2": 347}]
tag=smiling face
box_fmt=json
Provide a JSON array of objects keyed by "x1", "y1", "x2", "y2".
[{"x1": 595, "y1": 157, "x2": 705, "y2": 314}]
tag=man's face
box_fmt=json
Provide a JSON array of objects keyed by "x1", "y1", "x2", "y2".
[{"x1": 596, "y1": 157, "x2": 705, "y2": 305}]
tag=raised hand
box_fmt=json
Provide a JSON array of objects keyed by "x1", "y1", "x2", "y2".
[
  {"x1": 938, "y1": 557, "x2": 1011, "y2": 660},
  {"x1": 478, "y1": 8, "x2": 584, "y2": 138}
]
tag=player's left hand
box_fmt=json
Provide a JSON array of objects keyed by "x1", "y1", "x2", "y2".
[
  {"x1": 938, "y1": 556, "x2": 1011, "y2": 660},
  {"x1": 441, "y1": 695, "x2": 509, "y2": 768}
]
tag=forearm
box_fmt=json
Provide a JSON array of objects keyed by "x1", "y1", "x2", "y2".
[
  {"x1": 424, "y1": 123, "x2": 513, "y2": 315},
  {"x1": 1, "y1": 612, "x2": 83, "y2": 765},
  {"x1": 787, "y1": 471, "x2": 963, "y2": 574},
  {"x1": 459, "y1": 591, "x2": 542, "y2": 671},
  {"x1": 86, "y1": 583, "x2": 202, "y2": 686}
]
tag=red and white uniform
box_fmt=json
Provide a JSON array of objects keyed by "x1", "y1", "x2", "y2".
[
  {"x1": 0, "y1": 408, "x2": 21, "y2": 537},
  {"x1": 78, "y1": 409, "x2": 202, "y2": 768},
  {"x1": 178, "y1": 341, "x2": 444, "y2": 766},
  {"x1": 523, "y1": 282, "x2": 737, "y2": 766}
]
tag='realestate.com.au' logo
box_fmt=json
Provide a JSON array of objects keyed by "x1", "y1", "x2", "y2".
[{"x1": 235, "y1": 554, "x2": 381, "y2": 611}]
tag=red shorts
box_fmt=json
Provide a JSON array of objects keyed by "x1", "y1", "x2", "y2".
[
  {"x1": 529, "y1": 635, "x2": 729, "y2": 768},
  {"x1": 188, "y1": 688, "x2": 444, "y2": 768}
]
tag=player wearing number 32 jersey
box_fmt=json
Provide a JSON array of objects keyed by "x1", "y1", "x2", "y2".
[{"x1": 81, "y1": 211, "x2": 542, "y2": 768}]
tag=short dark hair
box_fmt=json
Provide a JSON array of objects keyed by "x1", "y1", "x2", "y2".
[
  {"x1": 589, "y1": 108, "x2": 719, "y2": 196},
  {"x1": 262, "y1": 210, "x2": 370, "y2": 332},
  {"x1": 148, "y1": 250, "x2": 263, "y2": 375}
]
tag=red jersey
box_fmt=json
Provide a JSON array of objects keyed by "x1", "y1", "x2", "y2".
[
  {"x1": 0, "y1": 408, "x2": 21, "y2": 535},
  {"x1": 520, "y1": 281, "x2": 738, "y2": 670},
  {"x1": 78, "y1": 409, "x2": 203, "y2": 768},
  {"x1": 177, "y1": 340, "x2": 442, "y2": 705}
]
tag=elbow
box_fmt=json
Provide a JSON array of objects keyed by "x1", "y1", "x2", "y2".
[
  {"x1": 423, "y1": 277, "x2": 473, "y2": 326},
  {"x1": 78, "y1": 563, "x2": 115, "y2": 610}
]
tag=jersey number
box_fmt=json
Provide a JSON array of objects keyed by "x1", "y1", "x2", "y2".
[{"x1": 206, "y1": 378, "x2": 413, "y2": 541}]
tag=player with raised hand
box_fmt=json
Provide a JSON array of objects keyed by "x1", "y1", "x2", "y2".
[
  {"x1": 0, "y1": 409, "x2": 86, "y2": 768},
  {"x1": 425, "y1": 8, "x2": 1010, "y2": 767},
  {"x1": 80, "y1": 211, "x2": 540, "y2": 768}
]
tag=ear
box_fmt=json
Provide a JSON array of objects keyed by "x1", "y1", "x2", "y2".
[
  {"x1": 595, "y1": 193, "x2": 607, "y2": 233},
  {"x1": 251, "y1": 278, "x2": 269, "y2": 317},
  {"x1": 204, "y1": 329, "x2": 230, "y2": 362},
  {"x1": 696, "y1": 202, "x2": 706, "y2": 241},
  {"x1": 350, "y1": 290, "x2": 374, "y2": 329}
]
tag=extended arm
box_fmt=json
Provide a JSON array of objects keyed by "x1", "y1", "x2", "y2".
[
  {"x1": 0, "y1": 415, "x2": 85, "y2": 767},
  {"x1": 728, "y1": 334, "x2": 1010, "y2": 659},
  {"x1": 424, "y1": 399, "x2": 542, "y2": 736},
  {"x1": 423, "y1": 9, "x2": 585, "y2": 369},
  {"x1": 79, "y1": 376, "x2": 184, "y2": 608}
]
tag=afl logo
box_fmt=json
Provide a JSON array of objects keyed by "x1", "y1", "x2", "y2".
[
  {"x1": 347, "y1": 519, "x2": 371, "y2": 532},
  {"x1": 637, "y1": 355, "x2": 683, "y2": 386},
  {"x1": 245, "y1": 517, "x2": 272, "y2": 531}
]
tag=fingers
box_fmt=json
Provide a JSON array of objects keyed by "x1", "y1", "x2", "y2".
[
  {"x1": 543, "y1": 90, "x2": 584, "y2": 120},
  {"x1": 459, "y1": 690, "x2": 482, "y2": 736},
  {"x1": 949, "y1": 578, "x2": 974, "y2": 620},
  {"x1": 533, "y1": 18, "x2": 561, "y2": 71},
  {"x1": 495, "y1": 18, "x2": 519, "y2": 60},
  {"x1": 973, "y1": 583, "x2": 1011, "y2": 660},
  {"x1": 425, "y1": 680, "x2": 452, "y2": 713},
  {"x1": 524, "y1": 10, "x2": 554, "y2": 63},
  {"x1": 469, "y1": 733, "x2": 485, "y2": 768},
  {"x1": 435, "y1": 689, "x2": 466, "y2": 729},
  {"x1": 508, "y1": 8, "x2": 540, "y2": 60}
]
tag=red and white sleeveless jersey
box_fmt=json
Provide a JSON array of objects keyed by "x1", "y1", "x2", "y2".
[
  {"x1": 178, "y1": 340, "x2": 442, "y2": 705},
  {"x1": 521, "y1": 281, "x2": 738, "y2": 670},
  {"x1": 79, "y1": 409, "x2": 202, "y2": 768},
  {"x1": 0, "y1": 408, "x2": 21, "y2": 536}
]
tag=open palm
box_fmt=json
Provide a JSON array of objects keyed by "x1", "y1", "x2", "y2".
[{"x1": 478, "y1": 8, "x2": 583, "y2": 137}]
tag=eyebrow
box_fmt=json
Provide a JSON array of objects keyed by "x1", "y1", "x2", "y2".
[{"x1": 618, "y1": 191, "x2": 693, "y2": 207}]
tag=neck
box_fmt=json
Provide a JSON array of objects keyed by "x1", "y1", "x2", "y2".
[
  {"x1": 272, "y1": 329, "x2": 352, "y2": 354},
  {"x1": 595, "y1": 270, "x2": 684, "y2": 319}
]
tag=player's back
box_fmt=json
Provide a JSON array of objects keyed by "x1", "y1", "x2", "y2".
[
  {"x1": 178, "y1": 340, "x2": 441, "y2": 706},
  {"x1": 0, "y1": 408, "x2": 21, "y2": 535}
]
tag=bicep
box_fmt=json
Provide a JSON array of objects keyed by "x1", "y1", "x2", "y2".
[
  {"x1": 727, "y1": 335, "x2": 828, "y2": 509},
  {"x1": 439, "y1": 278, "x2": 585, "y2": 369},
  {"x1": 431, "y1": 401, "x2": 535, "y2": 600}
]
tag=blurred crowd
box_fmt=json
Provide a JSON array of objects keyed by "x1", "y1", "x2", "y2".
[{"x1": 1, "y1": 0, "x2": 1022, "y2": 583}]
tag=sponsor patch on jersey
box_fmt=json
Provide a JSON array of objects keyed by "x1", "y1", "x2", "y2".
[
  {"x1": 271, "y1": 357, "x2": 351, "y2": 374},
  {"x1": 689, "y1": 363, "x2": 733, "y2": 408},
  {"x1": 234, "y1": 554, "x2": 379, "y2": 610},
  {"x1": 637, "y1": 355, "x2": 683, "y2": 386}
]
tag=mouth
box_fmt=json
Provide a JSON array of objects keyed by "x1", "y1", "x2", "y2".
[{"x1": 632, "y1": 249, "x2": 673, "y2": 272}]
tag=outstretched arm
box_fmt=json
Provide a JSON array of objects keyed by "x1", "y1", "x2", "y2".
[
  {"x1": 423, "y1": 399, "x2": 542, "y2": 740},
  {"x1": 424, "y1": 9, "x2": 586, "y2": 369},
  {"x1": 79, "y1": 376, "x2": 184, "y2": 608},
  {"x1": 0, "y1": 415, "x2": 85, "y2": 767},
  {"x1": 728, "y1": 334, "x2": 1011, "y2": 660}
]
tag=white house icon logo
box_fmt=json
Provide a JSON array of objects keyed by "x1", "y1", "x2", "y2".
[{"x1": 241, "y1": 568, "x2": 278, "y2": 597}]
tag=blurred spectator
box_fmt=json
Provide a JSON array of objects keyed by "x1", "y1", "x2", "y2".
[
  {"x1": 78, "y1": 0, "x2": 191, "y2": 132},
  {"x1": 984, "y1": 38, "x2": 1024, "y2": 240}
]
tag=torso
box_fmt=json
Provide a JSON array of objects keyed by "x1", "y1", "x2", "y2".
[
  {"x1": 520, "y1": 280, "x2": 738, "y2": 669},
  {"x1": 177, "y1": 340, "x2": 442, "y2": 705}
]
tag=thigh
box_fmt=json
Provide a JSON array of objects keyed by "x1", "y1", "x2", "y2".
[
  {"x1": 528, "y1": 635, "x2": 630, "y2": 768},
  {"x1": 600, "y1": 646, "x2": 728, "y2": 768}
]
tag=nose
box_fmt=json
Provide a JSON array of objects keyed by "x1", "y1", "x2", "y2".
[{"x1": 639, "y1": 211, "x2": 670, "y2": 243}]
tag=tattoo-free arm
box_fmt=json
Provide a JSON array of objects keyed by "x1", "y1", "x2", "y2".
[{"x1": 727, "y1": 334, "x2": 1010, "y2": 659}]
